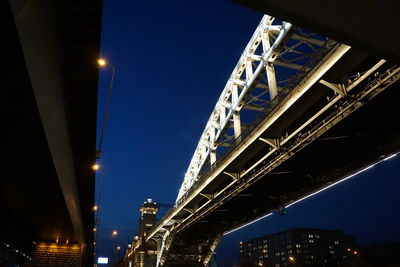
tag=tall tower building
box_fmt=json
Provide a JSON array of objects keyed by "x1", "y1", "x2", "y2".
[
  {"x1": 139, "y1": 198, "x2": 159, "y2": 238},
  {"x1": 123, "y1": 198, "x2": 159, "y2": 267}
]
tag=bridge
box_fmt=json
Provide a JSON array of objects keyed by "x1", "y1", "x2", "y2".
[
  {"x1": 123, "y1": 11, "x2": 400, "y2": 267},
  {"x1": 3, "y1": 1, "x2": 102, "y2": 266}
]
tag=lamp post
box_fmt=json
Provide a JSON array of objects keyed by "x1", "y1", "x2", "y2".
[
  {"x1": 97, "y1": 58, "x2": 115, "y2": 160},
  {"x1": 93, "y1": 58, "x2": 115, "y2": 264}
]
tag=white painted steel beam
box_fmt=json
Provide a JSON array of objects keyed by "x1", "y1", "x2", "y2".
[
  {"x1": 148, "y1": 42, "x2": 351, "y2": 242},
  {"x1": 176, "y1": 15, "x2": 293, "y2": 201}
]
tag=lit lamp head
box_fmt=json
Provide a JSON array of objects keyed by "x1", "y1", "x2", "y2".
[
  {"x1": 112, "y1": 230, "x2": 118, "y2": 237},
  {"x1": 98, "y1": 58, "x2": 107, "y2": 67},
  {"x1": 92, "y1": 163, "x2": 100, "y2": 171}
]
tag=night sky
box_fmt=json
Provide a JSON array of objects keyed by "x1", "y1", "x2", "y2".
[{"x1": 95, "y1": 1, "x2": 400, "y2": 266}]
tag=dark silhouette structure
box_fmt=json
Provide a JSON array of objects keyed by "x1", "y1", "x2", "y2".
[
  {"x1": 2, "y1": 1, "x2": 102, "y2": 266},
  {"x1": 231, "y1": 0, "x2": 400, "y2": 61}
]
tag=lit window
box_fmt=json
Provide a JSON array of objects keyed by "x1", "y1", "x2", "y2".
[{"x1": 309, "y1": 240, "x2": 314, "y2": 243}]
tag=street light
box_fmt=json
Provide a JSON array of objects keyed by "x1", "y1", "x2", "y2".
[
  {"x1": 112, "y1": 230, "x2": 118, "y2": 237},
  {"x1": 92, "y1": 163, "x2": 100, "y2": 171},
  {"x1": 289, "y1": 256, "x2": 296, "y2": 266},
  {"x1": 98, "y1": 58, "x2": 106, "y2": 66},
  {"x1": 96, "y1": 57, "x2": 115, "y2": 160}
]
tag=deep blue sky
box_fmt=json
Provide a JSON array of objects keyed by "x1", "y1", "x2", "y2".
[{"x1": 96, "y1": 1, "x2": 400, "y2": 266}]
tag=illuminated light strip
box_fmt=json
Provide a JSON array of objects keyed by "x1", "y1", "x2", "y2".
[
  {"x1": 383, "y1": 153, "x2": 397, "y2": 161},
  {"x1": 285, "y1": 165, "x2": 375, "y2": 209},
  {"x1": 223, "y1": 152, "x2": 398, "y2": 236},
  {"x1": 224, "y1": 213, "x2": 273, "y2": 236},
  {"x1": 286, "y1": 152, "x2": 398, "y2": 209}
]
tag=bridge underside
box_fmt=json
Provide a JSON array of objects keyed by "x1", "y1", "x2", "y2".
[
  {"x1": 231, "y1": 0, "x2": 400, "y2": 61},
  {"x1": 156, "y1": 48, "x2": 400, "y2": 265},
  {"x1": 2, "y1": 1, "x2": 101, "y2": 265}
]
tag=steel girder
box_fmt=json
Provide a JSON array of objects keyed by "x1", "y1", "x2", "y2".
[{"x1": 177, "y1": 15, "x2": 329, "y2": 201}]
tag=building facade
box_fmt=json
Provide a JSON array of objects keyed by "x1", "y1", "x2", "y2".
[
  {"x1": 239, "y1": 228, "x2": 356, "y2": 267},
  {"x1": 122, "y1": 198, "x2": 159, "y2": 267}
]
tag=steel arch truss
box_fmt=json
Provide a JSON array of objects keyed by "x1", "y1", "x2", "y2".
[{"x1": 177, "y1": 15, "x2": 329, "y2": 201}]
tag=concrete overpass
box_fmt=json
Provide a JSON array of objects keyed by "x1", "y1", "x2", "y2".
[{"x1": 2, "y1": 1, "x2": 102, "y2": 266}]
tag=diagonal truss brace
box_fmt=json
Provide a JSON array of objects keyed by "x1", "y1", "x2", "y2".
[{"x1": 176, "y1": 15, "x2": 293, "y2": 201}]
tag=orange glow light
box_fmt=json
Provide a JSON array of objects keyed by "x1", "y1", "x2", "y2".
[{"x1": 98, "y1": 58, "x2": 106, "y2": 66}]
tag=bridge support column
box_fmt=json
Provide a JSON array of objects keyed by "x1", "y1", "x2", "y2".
[{"x1": 203, "y1": 233, "x2": 223, "y2": 266}]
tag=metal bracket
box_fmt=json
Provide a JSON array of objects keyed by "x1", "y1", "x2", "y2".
[
  {"x1": 223, "y1": 172, "x2": 240, "y2": 181},
  {"x1": 259, "y1": 137, "x2": 280, "y2": 149},
  {"x1": 319, "y1": 80, "x2": 347, "y2": 97},
  {"x1": 200, "y1": 193, "x2": 213, "y2": 200}
]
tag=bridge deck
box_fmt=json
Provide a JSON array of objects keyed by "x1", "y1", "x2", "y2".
[{"x1": 148, "y1": 46, "x2": 399, "y2": 265}]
